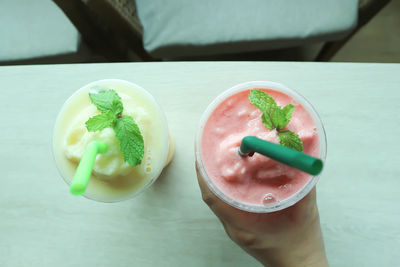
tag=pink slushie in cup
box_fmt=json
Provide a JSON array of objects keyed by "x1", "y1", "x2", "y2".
[{"x1": 195, "y1": 81, "x2": 327, "y2": 213}]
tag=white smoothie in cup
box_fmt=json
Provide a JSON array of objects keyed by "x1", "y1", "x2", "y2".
[{"x1": 53, "y1": 79, "x2": 174, "y2": 202}]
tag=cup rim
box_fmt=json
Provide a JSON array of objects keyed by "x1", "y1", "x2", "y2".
[
  {"x1": 52, "y1": 79, "x2": 170, "y2": 202},
  {"x1": 195, "y1": 81, "x2": 327, "y2": 213}
]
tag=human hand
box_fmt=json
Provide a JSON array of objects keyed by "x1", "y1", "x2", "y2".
[{"x1": 196, "y1": 164, "x2": 329, "y2": 267}]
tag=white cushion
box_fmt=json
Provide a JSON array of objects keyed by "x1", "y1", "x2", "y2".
[
  {"x1": 136, "y1": 0, "x2": 358, "y2": 58},
  {"x1": 0, "y1": 0, "x2": 79, "y2": 61}
]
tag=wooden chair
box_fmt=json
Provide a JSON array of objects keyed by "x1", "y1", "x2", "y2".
[{"x1": 53, "y1": 0, "x2": 392, "y2": 62}]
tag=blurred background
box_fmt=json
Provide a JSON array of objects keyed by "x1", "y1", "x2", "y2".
[{"x1": 0, "y1": 0, "x2": 398, "y2": 66}]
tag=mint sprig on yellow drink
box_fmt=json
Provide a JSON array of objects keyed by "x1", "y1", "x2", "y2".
[
  {"x1": 249, "y1": 90, "x2": 303, "y2": 152},
  {"x1": 85, "y1": 89, "x2": 144, "y2": 167}
]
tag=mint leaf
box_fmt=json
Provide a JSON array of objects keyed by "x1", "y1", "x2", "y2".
[
  {"x1": 249, "y1": 90, "x2": 278, "y2": 130},
  {"x1": 261, "y1": 113, "x2": 274, "y2": 130},
  {"x1": 86, "y1": 89, "x2": 145, "y2": 168},
  {"x1": 86, "y1": 111, "x2": 116, "y2": 132},
  {"x1": 249, "y1": 90, "x2": 277, "y2": 112},
  {"x1": 272, "y1": 108, "x2": 286, "y2": 130},
  {"x1": 110, "y1": 100, "x2": 123, "y2": 116},
  {"x1": 273, "y1": 104, "x2": 294, "y2": 130},
  {"x1": 113, "y1": 115, "x2": 144, "y2": 167},
  {"x1": 89, "y1": 89, "x2": 123, "y2": 115},
  {"x1": 249, "y1": 90, "x2": 304, "y2": 151},
  {"x1": 278, "y1": 130, "x2": 303, "y2": 152},
  {"x1": 282, "y1": 104, "x2": 294, "y2": 123}
]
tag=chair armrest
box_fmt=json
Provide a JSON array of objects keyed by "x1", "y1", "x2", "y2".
[{"x1": 53, "y1": 0, "x2": 150, "y2": 61}]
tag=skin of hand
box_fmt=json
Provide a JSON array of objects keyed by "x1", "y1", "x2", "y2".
[{"x1": 196, "y1": 164, "x2": 329, "y2": 267}]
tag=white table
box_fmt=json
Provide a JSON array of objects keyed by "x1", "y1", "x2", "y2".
[{"x1": 1, "y1": 62, "x2": 399, "y2": 267}]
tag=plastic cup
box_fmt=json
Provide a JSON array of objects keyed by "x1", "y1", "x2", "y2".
[
  {"x1": 53, "y1": 79, "x2": 174, "y2": 202},
  {"x1": 195, "y1": 81, "x2": 327, "y2": 213}
]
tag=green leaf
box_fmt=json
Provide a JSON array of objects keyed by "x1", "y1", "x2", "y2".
[
  {"x1": 89, "y1": 89, "x2": 123, "y2": 115},
  {"x1": 261, "y1": 113, "x2": 274, "y2": 130},
  {"x1": 273, "y1": 104, "x2": 295, "y2": 130},
  {"x1": 249, "y1": 90, "x2": 278, "y2": 130},
  {"x1": 282, "y1": 104, "x2": 295, "y2": 123},
  {"x1": 249, "y1": 90, "x2": 303, "y2": 151},
  {"x1": 110, "y1": 100, "x2": 123, "y2": 116},
  {"x1": 272, "y1": 108, "x2": 286, "y2": 130},
  {"x1": 85, "y1": 89, "x2": 145, "y2": 167},
  {"x1": 249, "y1": 90, "x2": 277, "y2": 113},
  {"x1": 85, "y1": 111, "x2": 116, "y2": 132},
  {"x1": 113, "y1": 115, "x2": 144, "y2": 167},
  {"x1": 278, "y1": 130, "x2": 303, "y2": 152}
]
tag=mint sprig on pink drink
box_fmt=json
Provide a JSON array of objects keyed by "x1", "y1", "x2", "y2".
[
  {"x1": 85, "y1": 89, "x2": 144, "y2": 167},
  {"x1": 249, "y1": 89, "x2": 303, "y2": 152}
]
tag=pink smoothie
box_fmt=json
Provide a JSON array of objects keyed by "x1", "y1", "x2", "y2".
[{"x1": 201, "y1": 89, "x2": 320, "y2": 206}]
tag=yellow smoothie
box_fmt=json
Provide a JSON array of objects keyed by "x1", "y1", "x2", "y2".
[{"x1": 53, "y1": 79, "x2": 173, "y2": 202}]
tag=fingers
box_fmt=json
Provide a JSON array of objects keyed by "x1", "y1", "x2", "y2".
[
  {"x1": 195, "y1": 164, "x2": 216, "y2": 207},
  {"x1": 195, "y1": 163, "x2": 245, "y2": 226},
  {"x1": 278, "y1": 186, "x2": 318, "y2": 225}
]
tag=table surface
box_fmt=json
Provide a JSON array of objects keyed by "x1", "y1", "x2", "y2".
[{"x1": 1, "y1": 62, "x2": 399, "y2": 267}]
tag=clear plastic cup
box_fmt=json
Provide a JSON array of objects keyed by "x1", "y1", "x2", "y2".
[
  {"x1": 53, "y1": 79, "x2": 174, "y2": 202},
  {"x1": 195, "y1": 81, "x2": 327, "y2": 213}
]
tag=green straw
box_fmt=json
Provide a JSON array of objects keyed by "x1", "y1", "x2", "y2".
[
  {"x1": 70, "y1": 141, "x2": 108, "y2": 196},
  {"x1": 239, "y1": 136, "x2": 323, "y2": 175}
]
